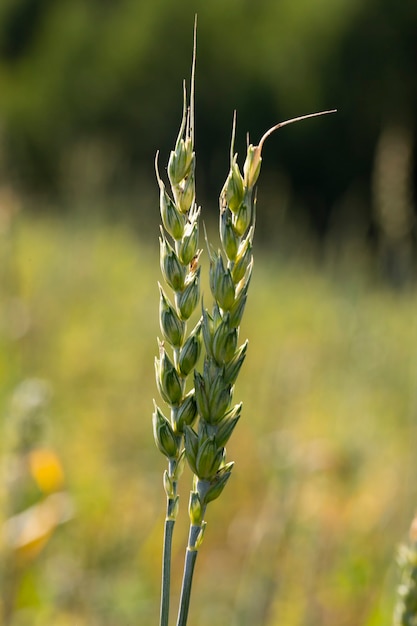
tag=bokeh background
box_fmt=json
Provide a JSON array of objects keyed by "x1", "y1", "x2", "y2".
[{"x1": 1, "y1": 1, "x2": 417, "y2": 625}]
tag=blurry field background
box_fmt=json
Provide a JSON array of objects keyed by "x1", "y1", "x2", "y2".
[{"x1": 1, "y1": 1, "x2": 417, "y2": 625}]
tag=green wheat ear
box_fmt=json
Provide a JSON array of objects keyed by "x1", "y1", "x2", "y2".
[
  {"x1": 153, "y1": 17, "x2": 336, "y2": 626},
  {"x1": 153, "y1": 18, "x2": 201, "y2": 626}
]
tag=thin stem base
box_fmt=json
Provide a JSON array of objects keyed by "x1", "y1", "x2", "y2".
[
  {"x1": 160, "y1": 518, "x2": 175, "y2": 626},
  {"x1": 176, "y1": 524, "x2": 201, "y2": 626}
]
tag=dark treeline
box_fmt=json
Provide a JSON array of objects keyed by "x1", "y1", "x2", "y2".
[{"x1": 0, "y1": 0, "x2": 416, "y2": 256}]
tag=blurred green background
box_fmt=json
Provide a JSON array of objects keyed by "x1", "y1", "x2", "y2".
[
  {"x1": 0, "y1": 0, "x2": 416, "y2": 248},
  {"x1": 1, "y1": 1, "x2": 417, "y2": 625}
]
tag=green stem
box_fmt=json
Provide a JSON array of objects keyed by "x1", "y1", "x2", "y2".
[
  {"x1": 160, "y1": 515, "x2": 175, "y2": 626},
  {"x1": 160, "y1": 458, "x2": 179, "y2": 626},
  {"x1": 176, "y1": 524, "x2": 201, "y2": 626}
]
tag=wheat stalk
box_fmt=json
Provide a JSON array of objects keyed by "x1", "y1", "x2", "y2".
[
  {"x1": 153, "y1": 21, "x2": 336, "y2": 626},
  {"x1": 153, "y1": 22, "x2": 201, "y2": 626}
]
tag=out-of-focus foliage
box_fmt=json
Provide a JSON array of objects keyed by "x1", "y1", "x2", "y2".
[
  {"x1": 0, "y1": 0, "x2": 415, "y2": 240},
  {"x1": 1, "y1": 212, "x2": 417, "y2": 625}
]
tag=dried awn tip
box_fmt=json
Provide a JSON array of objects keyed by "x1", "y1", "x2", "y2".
[{"x1": 244, "y1": 109, "x2": 337, "y2": 189}]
